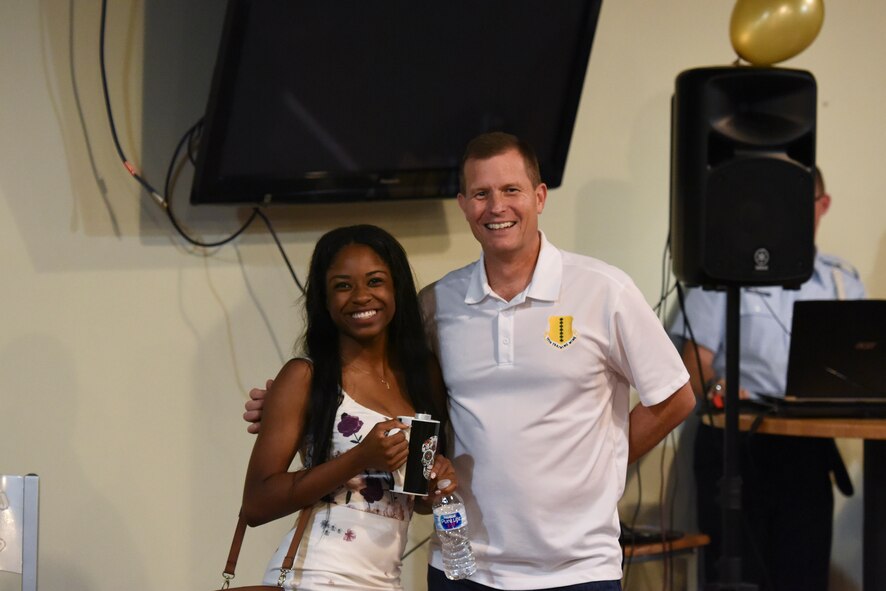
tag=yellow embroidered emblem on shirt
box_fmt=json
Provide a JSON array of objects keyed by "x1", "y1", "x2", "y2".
[{"x1": 545, "y1": 316, "x2": 577, "y2": 349}]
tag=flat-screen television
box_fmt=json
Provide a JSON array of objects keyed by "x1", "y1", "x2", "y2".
[{"x1": 190, "y1": 0, "x2": 603, "y2": 205}]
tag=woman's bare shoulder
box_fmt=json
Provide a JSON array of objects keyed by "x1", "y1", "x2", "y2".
[
  {"x1": 277, "y1": 357, "x2": 313, "y2": 381},
  {"x1": 268, "y1": 358, "x2": 314, "y2": 406}
]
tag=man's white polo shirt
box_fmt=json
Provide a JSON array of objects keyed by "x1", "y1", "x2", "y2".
[{"x1": 421, "y1": 233, "x2": 689, "y2": 589}]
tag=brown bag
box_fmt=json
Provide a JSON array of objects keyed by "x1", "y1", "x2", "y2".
[{"x1": 213, "y1": 508, "x2": 312, "y2": 590}]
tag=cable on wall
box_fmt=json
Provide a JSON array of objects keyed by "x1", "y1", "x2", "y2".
[
  {"x1": 98, "y1": 0, "x2": 164, "y2": 209},
  {"x1": 98, "y1": 0, "x2": 306, "y2": 295}
]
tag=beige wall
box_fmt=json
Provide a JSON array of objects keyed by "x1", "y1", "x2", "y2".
[{"x1": 1, "y1": 1, "x2": 883, "y2": 590}]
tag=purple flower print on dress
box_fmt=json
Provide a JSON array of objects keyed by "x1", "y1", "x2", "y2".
[
  {"x1": 361, "y1": 476, "x2": 384, "y2": 503},
  {"x1": 337, "y1": 413, "x2": 363, "y2": 437},
  {"x1": 343, "y1": 529, "x2": 356, "y2": 542}
]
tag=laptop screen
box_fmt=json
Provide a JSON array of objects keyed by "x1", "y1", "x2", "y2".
[{"x1": 785, "y1": 300, "x2": 886, "y2": 401}]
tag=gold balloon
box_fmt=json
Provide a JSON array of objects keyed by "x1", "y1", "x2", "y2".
[{"x1": 730, "y1": 0, "x2": 825, "y2": 65}]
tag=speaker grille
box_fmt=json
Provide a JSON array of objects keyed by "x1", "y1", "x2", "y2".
[{"x1": 704, "y1": 157, "x2": 814, "y2": 285}]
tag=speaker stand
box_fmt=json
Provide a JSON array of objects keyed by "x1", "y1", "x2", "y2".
[{"x1": 705, "y1": 286, "x2": 757, "y2": 591}]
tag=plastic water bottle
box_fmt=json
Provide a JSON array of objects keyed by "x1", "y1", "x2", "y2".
[{"x1": 432, "y1": 489, "x2": 477, "y2": 580}]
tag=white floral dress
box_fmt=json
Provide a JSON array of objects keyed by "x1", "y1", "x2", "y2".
[{"x1": 263, "y1": 391, "x2": 414, "y2": 590}]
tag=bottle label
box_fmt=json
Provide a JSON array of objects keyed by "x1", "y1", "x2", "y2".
[{"x1": 434, "y1": 510, "x2": 467, "y2": 531}]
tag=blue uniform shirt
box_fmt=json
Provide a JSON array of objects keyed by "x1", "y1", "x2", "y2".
[{"x1": 669, "y1": 252, "x2": 865, "y2": 398}]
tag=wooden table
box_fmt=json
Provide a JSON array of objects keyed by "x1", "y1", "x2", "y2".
[
  {"x1": 705, "y1": 414, "x2": 886, "y2": 590},
  {"x1": 623, "y1": 532, "x2": 711, "y2": 560},
  {"x1": 623, "y1": 533, "x2": 711, "y2": 591}
]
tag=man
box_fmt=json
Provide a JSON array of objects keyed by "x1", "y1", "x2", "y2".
[
  {"x1": 419, "y1": 132, "x2": 694, "y2": 590},
  {"x1": 248, "y1": 132, "x2": 695, "y2": 590},
  {"x1": 669, "y1": 167, "x2": 864, "y2": 591}
]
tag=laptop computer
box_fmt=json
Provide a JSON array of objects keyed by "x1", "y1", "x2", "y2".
[{"x1": 756, "y1": 299, "x2": 886, "y2": 418}]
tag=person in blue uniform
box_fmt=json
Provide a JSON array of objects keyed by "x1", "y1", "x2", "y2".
[{"x1": 669, "y1": 167, "x2": 864, "y2": 591}]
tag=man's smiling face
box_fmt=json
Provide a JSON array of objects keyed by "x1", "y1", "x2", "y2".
[{"x1": 457, "y1": 148, "x2": 547, "y2": 261}]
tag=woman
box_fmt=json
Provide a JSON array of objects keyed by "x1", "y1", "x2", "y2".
[{"x1": 242, "y1": 225, "x2": 456, "y2": 591}]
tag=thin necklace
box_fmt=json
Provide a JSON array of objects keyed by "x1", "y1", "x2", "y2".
[{"x1": 347, "y1": 363, "x2": 392, "y2": 390}]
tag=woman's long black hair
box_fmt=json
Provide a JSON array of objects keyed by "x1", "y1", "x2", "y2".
[{"x1": 301, "y1": 225, "x2": 443, "y2": 467}]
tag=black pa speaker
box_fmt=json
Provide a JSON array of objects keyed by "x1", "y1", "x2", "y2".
[{"x1": 670, "y1": 67, "x2": 817, "y2": 288}]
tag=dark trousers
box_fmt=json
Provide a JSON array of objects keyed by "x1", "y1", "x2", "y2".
[
  {"x1": 694, "y1": 423, "x2": 834, "y2": 591},
  {"x1": 427, "y1": 566, "x2": 621, "y2": 591}
]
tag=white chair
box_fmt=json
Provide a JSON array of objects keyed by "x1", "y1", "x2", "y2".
[{"x1": 0, "y1": 474, "x2": 38, "y2": 591}]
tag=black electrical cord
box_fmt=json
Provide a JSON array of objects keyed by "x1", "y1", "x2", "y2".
[
  {"x1": 653, "y1": 283, "x2": 678, "y2": 315},
  {"x1": 652, "y1": 234, "x2": 678, "y2": 316},
  {"x1": 675, "y1": 282, "x2": 716, "y2": 420},
  {"x1": 650, "y1": 234, "x2": 684, "y2": 590},
  {"x1": 99, "y1": 0, "x2": 307, "y2": 297},
  {"x1": 98, "y1": 0, "x2": 164, "y2": 208},
  {"x1": 624, "y1": 234, "x2": 684, "y2": 590},
  {"x1": 254, "y1": 209, "x2": 306, "y2": 294},
  {"x1": 659, "y1": 433, "x2": 678, "y2": 591},
  {"x1": 101, "y1": 0, "x2": 261, "y2": 249},
  {"x1": 186, "y1": 121, "x2": 202, "y2": 165},
  {"x1": 162, "y1": 119, "x2": 260, "y2": 249},
  {"x1": 659, "y1": 233, "x2": 672, "y2": 320},
  {"x1": 657, "y1": 236, "x2": 676, "y2": 591},
  {"x1": 161, "y1": 123, "x2": 304, "y2": 292},
  {"x1": 621, "y1": 457, "x2": 644, "y2": 589}
]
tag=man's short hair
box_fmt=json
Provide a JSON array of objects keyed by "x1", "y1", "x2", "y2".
[{"x1": 459, "y1": 132, "x2": 542, "y2": 193}]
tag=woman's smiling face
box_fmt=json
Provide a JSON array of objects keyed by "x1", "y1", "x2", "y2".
[{"x1": 325, "y1": 243, "x2": 396, "y2": 345}]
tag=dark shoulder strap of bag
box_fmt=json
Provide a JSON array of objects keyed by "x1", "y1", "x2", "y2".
[{"x1": 221, "y1": 507, "x2": 313, "y2": 589}]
